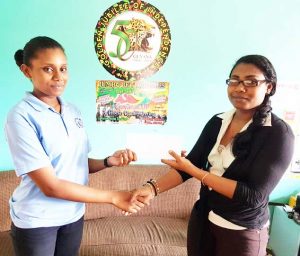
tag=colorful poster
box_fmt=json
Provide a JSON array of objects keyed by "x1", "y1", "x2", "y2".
[{"x1": 96, "y1": 80, "x2": 169, "y2": 124}]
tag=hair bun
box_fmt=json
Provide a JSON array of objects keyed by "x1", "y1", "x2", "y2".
[{"x1": 14, "y1": 49, "x2": 24, "y2": 67}]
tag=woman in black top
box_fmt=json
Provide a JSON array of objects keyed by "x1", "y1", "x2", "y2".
[{"x1": 131, "y1": 55, "x2": 294, "y2": 256}]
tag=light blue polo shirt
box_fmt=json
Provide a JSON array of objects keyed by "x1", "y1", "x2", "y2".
[{"x1": 5, "y1": 92, "x2": 91, "y2": 228}]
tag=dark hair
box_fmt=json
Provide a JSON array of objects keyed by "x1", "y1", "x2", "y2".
[
  {"x1": 230, "y1": 55, "x2": 277, "y2": 159},
  {"x1": 14, "y1": 36, "x2": 65, "y2": 67}
]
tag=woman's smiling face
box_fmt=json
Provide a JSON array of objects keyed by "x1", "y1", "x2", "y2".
[
  {"x1": 227, "y1": 63, "x2": 273, "y2": 111},
  {"x1": 21, "y1": 48, "x2": 68, "y2": 100}
]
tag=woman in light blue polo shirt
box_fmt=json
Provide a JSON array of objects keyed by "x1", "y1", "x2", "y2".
[{"x1": 5, "y1": 36, "x2": 144, "y2": 256}]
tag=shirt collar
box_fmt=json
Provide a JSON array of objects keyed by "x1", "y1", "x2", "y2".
[
  {"x1": 217, "y1": 109, "x2": 272, "y2": 127},
  {"x1": 23, "y1": 92, "x2": 67, "y2": 112}
]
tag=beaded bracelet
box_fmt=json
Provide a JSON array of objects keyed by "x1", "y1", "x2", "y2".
[
  {"x1": 201, "y1": 173, "x2": 210, "y2": 186},
  {"x1": 148, "y1": 179, "x2": 160, "y2": 196},
  {"x1": 146, "y1": 181, "x2": 157, "y2": 196},
  {"x1": 143, "y1": 183, "x2": 156, "y2": 197}
]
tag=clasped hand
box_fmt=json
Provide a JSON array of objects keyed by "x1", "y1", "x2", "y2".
[
  {"x1": 112, "y1": 188, "x2": 153, "y2": 215},
  {"x1": 109, "y1": 149, "x2": 137, "y2": 167},
  {"x1": 113, "y1": 183, "x2": 156, "y2": 215}
]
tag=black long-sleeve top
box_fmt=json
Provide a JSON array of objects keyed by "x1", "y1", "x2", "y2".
[{"x1": 179, "y1": 113, "x2": 294, "y2": 229}]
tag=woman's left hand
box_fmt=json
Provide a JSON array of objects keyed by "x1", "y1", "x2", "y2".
[
  {"x1": 161, "y1": 150, "x2": 194, "y2": 173},
  {"x1": 108, "y1": 149, "x2": 137, "y2": 167}
]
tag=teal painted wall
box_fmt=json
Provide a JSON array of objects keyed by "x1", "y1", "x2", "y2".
[{"x1": 1, "y1": 0, "x2": 299, "y2": 200}]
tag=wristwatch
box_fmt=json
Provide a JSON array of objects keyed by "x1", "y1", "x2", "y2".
[{"x1": 104, "y1": 156, "x2": 112, "y2": 168}]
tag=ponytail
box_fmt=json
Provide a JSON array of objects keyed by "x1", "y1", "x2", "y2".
[{"x1": 232, "y1": 96, "x2": 272, "y2": 158}]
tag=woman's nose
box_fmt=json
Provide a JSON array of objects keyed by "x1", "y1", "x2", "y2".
[
  {"x1": 53, "y1": 71, "x2": 63, "y2": 81},
  {"x1": 235, "y1": 82, "x2": 246, "y2": 92}
]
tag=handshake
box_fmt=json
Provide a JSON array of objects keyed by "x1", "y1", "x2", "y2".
[
  {"x1": 111, "y1": 179, "x2": 158, "y2": 216},
  {"x1": 107, "y1": 148, "x2": 190, "y2": 215}
]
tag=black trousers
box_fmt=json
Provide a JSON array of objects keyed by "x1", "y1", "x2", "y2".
[
  {"x1": 10, "y1": 216, "x2": 84, "y2": 256},
  {"x1": 187, "y1": 203, "x2": 269, "y2": 256}
]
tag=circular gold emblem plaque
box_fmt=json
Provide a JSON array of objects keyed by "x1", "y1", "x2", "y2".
[{"x1": 94, "y1": 0, "x2": 171, "y2": 81}]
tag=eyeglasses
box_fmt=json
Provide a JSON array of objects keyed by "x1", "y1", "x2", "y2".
[{"x1": 226, "y1": 78, "x2": 268, "y2": 87}]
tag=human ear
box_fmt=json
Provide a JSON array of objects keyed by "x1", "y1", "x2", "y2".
[
  {"x1": 266, "y1": 83, "x2": 273, "y2": 95},
  {"x1": 20, "y1": 64, "x2": 32, "y2": 79}
]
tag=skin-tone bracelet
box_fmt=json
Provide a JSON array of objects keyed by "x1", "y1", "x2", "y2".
[{"x1": 201, "y1": 172, "x2": 210, "y2": 186}]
